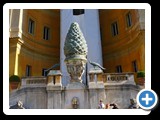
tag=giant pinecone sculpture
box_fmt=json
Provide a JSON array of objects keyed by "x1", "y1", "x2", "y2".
[{"x1": 64, "y1": 22, "x2": 88, "y2": 60}]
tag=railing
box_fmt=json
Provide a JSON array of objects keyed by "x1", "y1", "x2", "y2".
[
  {"x1": 88, "y1": 72, "x2": 135, "y2": 84},
  {"x1": 102, "y1": 72, "x2": 135, "y2": 83},
  {"x1": 21, "y1": 76, "x2": 47, "y2": 88},
  {"x1": 20, "y1": 73, "x2": 135, "y2": 88}
]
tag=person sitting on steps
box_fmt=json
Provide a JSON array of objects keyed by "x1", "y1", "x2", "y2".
[{"x1": 98, "y1": 99, "x2": 105, "y2": 109}]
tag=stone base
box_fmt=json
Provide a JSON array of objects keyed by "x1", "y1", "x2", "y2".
[
  {"x1": 64, "y1": 82, "x2": 88, "y2": 109},
  {"x1": 9, "y1": 75, "x2": 141, "y2": 109},
  {"x1": 66, "y1": 82, "x2": 86, "y2": 90},
  {"x1": 89, "y1": 68, "x2": 103, "y2": 74},
  {"x1": 88, "y1": 82, "x2": 97, "y2": 89},
  {"x1": 89, "y1": 81, "x2": 104, "y2": 89},
  {"x1": 46, "y1": 84, "x2": 62, "y2": 91},
  {"x1": 104, "y1": 84, "x2": 140, "y2": 109},
  {"x1": 97, "y1": 81, "x2": 104, "y2": 88}
]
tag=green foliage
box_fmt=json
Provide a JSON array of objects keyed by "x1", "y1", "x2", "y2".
[
  {"x1": 137, "y1": 71, "x2": 145, "y2": 78},
  {"x1": 9, "y1": 75, "x2": 20, "y2": 82}
]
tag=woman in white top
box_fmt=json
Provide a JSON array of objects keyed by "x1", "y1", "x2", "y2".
[{"x1": 98, "y1": 99, "x2": 105, "y2": 109}]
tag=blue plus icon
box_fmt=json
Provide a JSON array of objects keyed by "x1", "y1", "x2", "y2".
[
  {"x1": 140, "y1": 91, "x2": 154, "y2": 107},
  {"x1": 142, "y1": 93, "x2": 153, "y2": 105},
  {"x1": 137, "y1": 89, "x2": 158, "y2": 110}
]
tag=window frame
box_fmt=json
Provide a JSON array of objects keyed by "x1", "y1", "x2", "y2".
[
  {"x1": 132, "y1": 60, "x2": 138, "y2": 72},
  {"x1": 26, "y1": 65, "x2": 32, "y2": 76},
  {"x1": 43, "y1": 26, "x2": 50, "y2": 40},
  {"x1": 28, "y1": 18, "x2": 35, "y2": 35},
  {"x1": 111, "y1": 21, "x2": 119, "y2": 36},
  {"x1": 116, "y1": 65, "x2": 122, "y2": 73},
  {"x1": 126, "y1": 12, "x2": 132, "y2": 28},
  {"x1": 42, "y1": 68, "x2": 47, "y2": 76},
  {"x1": 73, "y1": 9, "x2": 85, "y2": 15}
]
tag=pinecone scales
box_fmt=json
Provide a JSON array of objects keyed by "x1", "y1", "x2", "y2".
[{"x1": 64, "y1": 22, "x2": 88, "y2": 61}]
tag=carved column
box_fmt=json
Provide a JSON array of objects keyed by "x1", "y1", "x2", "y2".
[{"x1": 63, "y1": 22, "x2": 88, "y2": 108}]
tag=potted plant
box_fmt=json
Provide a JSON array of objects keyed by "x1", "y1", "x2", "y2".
[
  {"x1": 137, "y1": 71, "x2": 145, "y2": 86},
  {"x1": 9, "y1": 75, "x2": 21, "y2": 90}
]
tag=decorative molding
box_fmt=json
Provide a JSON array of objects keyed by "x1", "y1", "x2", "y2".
[
  {"x1": 36, "y1": 9, "x2": 60, "y2": 17},
  {"x1": 103, "y1": 31, "x2": 144, "y2": 60},
  {"x1": 22, "y1": 33, "x2": 59, "y2": 49},
  {"x1": 20, "y1": 47, "x2": 59, "y2": 61},
  {"x1": 9, "y1": 38, "x2": 59, "y2": 61}
]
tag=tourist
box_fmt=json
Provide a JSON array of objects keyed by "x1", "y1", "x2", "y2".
[
  {"x1": 10, "y1": 100, "x2": 25, "y2": 109},
  {"x1": 105, "y1": 103, "x2": 110, "y2": 109},
  {"x1": 98, "y1": 99, "x2": 105, "y2": 109},
  {"x1": 128, "y1": 98, "x2": 140, "y2": 109},
  {"x1": 106, "y1": 103, "x2": 119, "y2": 109},
  {"x1": 110, "y1": 103, "x2": 119, "y2": 109}
]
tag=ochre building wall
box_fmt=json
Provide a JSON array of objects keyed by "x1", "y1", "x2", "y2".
[
  {"x1": 99, "y1": 9, "x2": 145, "y2": 73},
  {"x1": 9, "y1": 9, "x2": 60, "y2": 78}
]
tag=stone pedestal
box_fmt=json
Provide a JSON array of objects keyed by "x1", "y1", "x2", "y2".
[
  {"x1": 46, "y1": 70, "x2": 62, "y2": 109},
  {"x1": 88, "y1": 68, "x2": 106, "y2": 108},
  {"x1": 47, "y1": 70, "x2": 62, "y2": 86},
  {"x1": 47, "y1": 84, "x2": 62, "y2": 109},
  {"x1": 64, "y1": 82, "x2": 88, "y2": 109},
  {"x1": 47, "y1": 89, "x2": 62, "y2": 109}
]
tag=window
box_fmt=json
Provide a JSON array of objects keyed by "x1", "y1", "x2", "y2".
[
  {"x1": 43, "y1": 26, "x2": 50, "y2": 40},
  {"x1": 100, "y1": 27, "x2": 103, "y2": 40},
  {"x1": 26, "y1": 65, "x2": 31, "y2": 76},
  {"x1": 126, "y1": 12, "x2": 132, "y2": 27},
  {"x1": 116, "y1": 65, "x2": 122, "y2": 73},
  {"x1": 28, "y1": 19, "x2": 35, "y2": 34},
  {"x1": 42, "y1": 68, "x2": 47, "y2": 76},
  {"x1": 132, "y1": 60, "x2": 138, "y2": 72},
  {"x1": 111, "y1": 22, "x2": 118, "y2": 36},
  {"x1": 73, "y1": 9, "x2": 85, "y2": 15}
]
